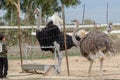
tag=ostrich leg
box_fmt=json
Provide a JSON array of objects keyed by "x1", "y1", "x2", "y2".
[
  {"x1": 108, "y1": 51, "x2": 115, "y2": 57},
  {"x1": 88, "y1": 60, "x2": 93, "y2": 76},
  {"x1": 56, "y1": 51, "x2": 63, "y2": 74},
  {"x1": 54, "y1": 41, "x2": 63, "y2": 74}
]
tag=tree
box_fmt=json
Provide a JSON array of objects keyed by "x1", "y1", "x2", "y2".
[
  {"x1": 20, "y1": 0, "x2": 36, "y2": 25},
  {"x1": 41, "y1": 0, "x2": 81, "y2": 20},
  {"x1": 61, "y1": 0, "x2": 80, "y2": 7},
  {"x1": 0, "y1": 0, "x2": 81, "y2": 25},
  {"x1": 84, "y1": 19, "x2": 96, "y2": 25},
  {"x1": 0, "y1": 0, "x2": 16, "y2": 25},
  {"x1": 3, "y1": 0, "x2": 23, "y2": 64}
]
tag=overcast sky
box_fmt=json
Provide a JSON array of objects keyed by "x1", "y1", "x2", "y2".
[{"x1": 65, "y1": 0, "x2": 120, "y2": 24}]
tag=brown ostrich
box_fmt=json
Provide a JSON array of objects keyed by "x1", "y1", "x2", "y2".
[{"x1": 72, "y1": 20, "x2": 115, "y2": 77}]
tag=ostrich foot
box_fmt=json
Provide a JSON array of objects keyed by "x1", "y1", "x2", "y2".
[
  {"x1": 57, "y1": 69, "x2": 61, "y2": 74},
  {"x1": 55, "y1": 65, "x2": 61, "y2": 74}
]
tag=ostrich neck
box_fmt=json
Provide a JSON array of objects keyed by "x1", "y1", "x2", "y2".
[
  {"x1": 37, "y1": 12, "x2": 42, "y2": 28},
  {"x1": 72, "y1": 22, "x2": 81, "y2": 46}
]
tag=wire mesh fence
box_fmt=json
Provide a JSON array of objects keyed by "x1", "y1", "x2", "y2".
[{"x1": 0, "y1": 25, "x2": 120, "y2": 79}]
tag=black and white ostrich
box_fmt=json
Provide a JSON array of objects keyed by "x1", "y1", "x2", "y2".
[
  {"x1": 72, "y1": 20, "x2": 114, "y2": 77},
  {"x1": 34, "y1": 8, "x2": 75, "y2": 73}
]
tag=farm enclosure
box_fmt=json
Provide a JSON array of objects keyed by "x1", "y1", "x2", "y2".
[
  {"x1": 0, "y1": 25, "x2": 120, "y2": 80},
  {"x1": 8, "y1": 55, "x2": 120, "y2": 80}
]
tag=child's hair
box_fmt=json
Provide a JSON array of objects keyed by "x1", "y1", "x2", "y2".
[{"x1": 0, "y1": 34, "x2": 4, "y2": 41}]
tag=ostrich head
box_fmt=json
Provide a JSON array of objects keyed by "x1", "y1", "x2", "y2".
[
  {"x1": 72, "y1": 19, "x2": 86, "y2": 46},
  {"x1": 34, "y1": 8, "x2": 42, "y2": 28},
  {"x1": 34, "y1": 8, "x2": 40, "y2": 16},
  {"x1": 77, "y1": 29, "x2": 86, "y2": 39}
]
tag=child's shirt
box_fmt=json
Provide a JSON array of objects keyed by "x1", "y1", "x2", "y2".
[{"x1": 0, "y1": 41, "x2": 7, "y2": 58}]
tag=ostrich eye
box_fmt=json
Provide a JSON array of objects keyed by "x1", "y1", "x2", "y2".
[{"x1": 75, "y1": 35, "x2": 81, "y2": 41}]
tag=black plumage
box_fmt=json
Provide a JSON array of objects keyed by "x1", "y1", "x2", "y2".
[{"x1": 36, "y1": 21, "x2": 75, "y2": 52}]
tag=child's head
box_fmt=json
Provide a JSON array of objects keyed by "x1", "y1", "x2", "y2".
[{"x1": 0, "y1": 34, "x2": 5, "y2": 41}]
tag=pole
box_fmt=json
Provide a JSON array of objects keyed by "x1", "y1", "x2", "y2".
[
  {"x1": 106, "y1": 2, "x2": 109, "y2": 24},
  {"x1": 17, "y1": 0, "x2": 23, "y2": 65},
  {"x1": 61, "y1": 4, "x2": 70, "y2": 76},
  {"x1": 82, "y1": 4, "x2": 85, "y2": 25},
  {"x1": 94, "y1": 21, "x2": 97, "y2": 30}
]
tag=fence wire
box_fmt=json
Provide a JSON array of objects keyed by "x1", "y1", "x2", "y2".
[{"x1": 0, "y1": 26, "x2": 120, "y2": 79}]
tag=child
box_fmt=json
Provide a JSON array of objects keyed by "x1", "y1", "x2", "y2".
[{"x1": 0, "y1": 34, "x2": 8, "y2": 79}]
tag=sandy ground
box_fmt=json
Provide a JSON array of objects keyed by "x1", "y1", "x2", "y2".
[{"x1": 6, "y1": 54, "x2": 120, "y2": 80}]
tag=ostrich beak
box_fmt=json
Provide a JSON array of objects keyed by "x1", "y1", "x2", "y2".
[
  {"x1": 34, "y1": 9, "x2": 39, "y2": 16},
  {"x1": 34, "y1": 10, "x2": 37, "y2": 14},
  {"x1": 34, "y1": 8, "x2": 40, "y2": 14}
]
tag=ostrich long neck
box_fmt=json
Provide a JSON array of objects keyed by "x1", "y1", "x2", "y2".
[
  {"x1": 37, "y1": 11, "x2": 42, "y2": 28},
  {"x1": 72, "y1": 20, "x2": 81, "y2": 46}
]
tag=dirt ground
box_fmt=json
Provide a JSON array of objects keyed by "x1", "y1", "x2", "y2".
[{"x1": 7, "y1": 54, "x2": 120, "y2": 80}]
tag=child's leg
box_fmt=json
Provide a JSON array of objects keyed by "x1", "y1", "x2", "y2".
[
  {"x1": 0, "y1": 58, "x2": 3, "y2": 78},
  {"x1": 3, "y1": 58, "x2": 8, "y2": 78}
]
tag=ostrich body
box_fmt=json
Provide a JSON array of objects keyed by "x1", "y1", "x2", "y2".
[
  {"x1": 36, "y1": 21, "x2": 60, "y2": 52},
  {"x1": 36, "y1": 21, "x2": 74, "y2": 52},
  {"x1": 72, "y1": 20, "x2": 114, "y2": 77},
  {"x1": 34, "y1": 8, "x2": 75, "y2": 73}
]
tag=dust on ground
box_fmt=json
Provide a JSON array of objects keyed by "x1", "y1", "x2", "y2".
[{"x1": 7, "y1": 54, "x2": 120, "y2": 80}]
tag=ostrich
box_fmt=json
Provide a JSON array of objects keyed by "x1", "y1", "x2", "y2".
[
  {"x1": 34, "y1": 8, "x2": 75, "y2": 73},
  {"x1": 72, "y1": 20, "x2": 114, "y2": 77}
]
